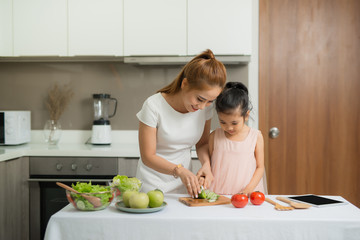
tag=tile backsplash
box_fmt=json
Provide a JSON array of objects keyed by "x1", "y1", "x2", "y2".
[{"x1": 0, "y1": 61, "x2": 248, "y2": 130}]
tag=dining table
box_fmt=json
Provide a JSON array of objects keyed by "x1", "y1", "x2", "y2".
[{"x1": 44, "y1": 194, "x2": 360, "y2": 240}]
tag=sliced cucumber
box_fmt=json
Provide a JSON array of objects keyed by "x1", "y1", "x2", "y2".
[
  {"x1": 198, "y1": 189, "x2": 207, "y2": 199},
  {"x1": 76, "y1": 200, "x2": 86, "y2": 210},
  {"x1": 206, "y1": 191, "x2": 219, "y2": 202},
  {"x1": 197, "y1": 188, "x2": 219, "y2": 202}
]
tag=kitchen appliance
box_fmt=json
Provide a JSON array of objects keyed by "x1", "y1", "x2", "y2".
[
  {"x1": 28, "y1": 156, "x2": 118, "y2": 240},
  {"x1": 0, "y1": 110, "x2": 31, "y2": 145},
  {"x1": 90, "y1": 94, "x2": 117, "y2": 145}
]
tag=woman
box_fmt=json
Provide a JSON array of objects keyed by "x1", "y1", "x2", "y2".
[{"x1": 136, "y1": 49, "x2": 227, "y2": 198}]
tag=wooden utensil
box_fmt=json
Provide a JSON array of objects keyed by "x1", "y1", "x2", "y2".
[
  {"x1": 276, "y1": 197, "x2": 311, "y2": 209},
  {"x1": 265, "y1": 198, "x2": 294, "y2": 211},
  {"x1": 179, "y1": 195, "x2": 231, "y2": 207},
  {"x1": 56, "y1": 182, "x2": 102, "y2": 208}
]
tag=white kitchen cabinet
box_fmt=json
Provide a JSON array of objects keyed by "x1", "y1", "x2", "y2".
[
  {"x1": 68, "y1": 0, "x2": 124, "y2": 56},
  {"x1": 188, "y1": 0, "x2": 252, "y2": 55},
  {"x1": 124, "y1": 0, "x2": 187, "y2": 56},
  {"x1": 0, "y1": 0, "x2": 13, "y2": 56},
  {"x1": 6, "y1": 0, "x2": 251, "y2": 58},
  {"x1": 13, "y1": 0, "x2": 67, "y2": 56}
]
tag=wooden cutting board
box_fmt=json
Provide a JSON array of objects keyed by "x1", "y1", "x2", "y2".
[{"x1": 179, "y1": 195, "x2": 231, "y2": 207}]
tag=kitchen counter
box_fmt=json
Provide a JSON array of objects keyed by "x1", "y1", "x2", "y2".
[
  {"x1": 0, "y1": 142, "x2": 141, "y2": 161},
  {"x1": 44, "y1": 194, "x2": 360, "y2": 240},
  {"x1": 0, "y1": 130, "x2": 198, "y2": 162}
]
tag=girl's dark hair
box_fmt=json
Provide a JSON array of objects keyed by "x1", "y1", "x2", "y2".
[
  {"x1": 157, "y1": 49, "x2": 227, "y2": 94},
  {"x1": 215, "y1": 82, "x2": 252, "y2": 117}
]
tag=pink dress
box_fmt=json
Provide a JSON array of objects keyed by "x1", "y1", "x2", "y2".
[{"x1": 210, "y1": 128, "x2": 266, "y2": 195}]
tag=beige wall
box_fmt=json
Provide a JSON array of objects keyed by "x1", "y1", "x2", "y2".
[{"x1": 0, "y1": 61, "x2": 248, "y2": 130}]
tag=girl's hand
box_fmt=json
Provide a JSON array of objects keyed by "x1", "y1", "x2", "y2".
[
  {"x1": 196, "y1": 163, "x2": 214, "y2": 189},
  {"x1": 240, "y1": 186, "x2": 253, "y2": 196},
  {"x1": 198, "y1": 176, "x2": 205, "y2": 187},
  {"x1": 177, "y1": 167, "x2": 201, "y2": 198}
]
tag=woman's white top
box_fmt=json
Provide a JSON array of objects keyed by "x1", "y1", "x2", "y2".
[{"x1": 136, "y1": 93, "x2": 214, "y2": 193}]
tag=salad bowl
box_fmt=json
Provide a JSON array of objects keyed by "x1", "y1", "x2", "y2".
[
  {"x1": 111, "y1": 175, "x2": 142, "y2": 202},
  {"x1": 65, "y1": 182, "x2": 114, "y2": 211}
]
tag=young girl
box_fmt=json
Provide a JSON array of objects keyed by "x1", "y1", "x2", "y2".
[
  {"x1": 136, "y1": 49, "x2": 227, "y2": 198},
  {"x1": 209, "y1": 82, "x2": 267, "y2": 195}
]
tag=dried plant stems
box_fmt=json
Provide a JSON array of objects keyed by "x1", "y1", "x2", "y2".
[{"x1": 46, "y1": 83, "x2": 74, "y2": 122}]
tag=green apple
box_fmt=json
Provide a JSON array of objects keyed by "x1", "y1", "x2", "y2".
[
  {"x1": 129, "y1": 192, "x2": 149, "y2": 209},
  {"x1": 122, "y1": 190, "x2": 137, "y2": 207},
  {"x1": 147, "y1": 189, "x2": 164, "y2": 208}
]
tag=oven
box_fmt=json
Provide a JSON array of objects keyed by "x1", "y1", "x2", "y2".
[{"x1": 28, "y1": 157, "x2": 118, "y2": 240}]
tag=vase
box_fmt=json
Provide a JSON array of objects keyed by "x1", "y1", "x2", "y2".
[{"x1": 44, "y1": 120, "x2": 62, "y2": 145}]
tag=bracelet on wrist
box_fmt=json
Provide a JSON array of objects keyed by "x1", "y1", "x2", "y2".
[{"x1": 172, "y1": 164, "x2": 183, "y2": 178}]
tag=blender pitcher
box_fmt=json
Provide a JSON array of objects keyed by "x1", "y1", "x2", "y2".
[
  {"x1": 93, "y1": 94, "x2": 117, "y2": 124},
  {"x1": 91, "y1": 94, "x2": 117, "y2": 144}
]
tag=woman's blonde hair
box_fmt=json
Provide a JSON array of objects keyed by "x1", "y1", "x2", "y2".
[{"x1": 158, "y1": 49, "x2": 227, "y2": 94}]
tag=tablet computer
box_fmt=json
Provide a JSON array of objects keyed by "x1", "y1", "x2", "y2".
[{"x1": 287, "y1": 194, "x2": 348, "y2": 207}]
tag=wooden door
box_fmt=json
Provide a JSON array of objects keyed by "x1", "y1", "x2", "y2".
[{"x1": 259, "y1": 0, "x2": 360, "y2": 207}]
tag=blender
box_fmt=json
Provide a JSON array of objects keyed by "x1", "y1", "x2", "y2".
[{"x1": 91, "y1": 94, "x2": 117, "y2": 144}]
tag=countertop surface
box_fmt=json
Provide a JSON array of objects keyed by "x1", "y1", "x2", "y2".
[
  {"x1": 0, "y1": 142, "x2": 141, "y2": 161},
  {"x1": 0, "y1": 130, "x2": 198, "y2": 162}
]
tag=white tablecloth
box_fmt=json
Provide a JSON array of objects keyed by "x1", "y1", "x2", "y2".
[{"x1": 45, "y1": 194, "x2": 360, "y2": 240}]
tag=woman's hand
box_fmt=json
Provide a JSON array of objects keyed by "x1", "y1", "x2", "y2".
[
  {"x1": 196, "y1": 162, "x2": 214, "y2": 189},
  {"x1": 176, "y1": 167, "x2": 201, "y2": 198}
]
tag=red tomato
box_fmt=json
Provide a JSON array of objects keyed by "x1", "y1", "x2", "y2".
[
  {"x1": 231, "y1": 193, "x2": 248, "y2": 208},
  {"x1": 115, "y1": 188, "x2": 121, "y2": 197},
  {"x1": 250, "y1": 191, "x2": 265, "y2": 205}
]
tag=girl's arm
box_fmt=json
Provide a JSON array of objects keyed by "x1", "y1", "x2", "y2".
[
  {"x1": 241, "y1": 132, "x2": 265, "y2": 195},
  {"x1": 138, "y1": 122, "x2": 200, "y2": 198},
  {"x1": 195, "y1": 119, "x2": 214, "y2": 189}
]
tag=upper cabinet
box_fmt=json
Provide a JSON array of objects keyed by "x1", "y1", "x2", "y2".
[
  {"x1": 68, "y1": 0, "x2": 123, "y2": 56},
  {"x1": 124, "y1": 0, "x2": 252, "y2": 56},
  {"x1": 0, "y1": 0, "x2": 13, "y2": 56},
  {"x1": 188, "y1": 0, "x2": 252, "y2": 55},
  {"x1": 13, "y1": 0, "x2": 67, "y2": 56},
  {"x1": 124, "y1": 0, "x2": 187, "y2": 56},
  {"x1": 2, "y1": 0, "x2": 252, "y2": 58}
]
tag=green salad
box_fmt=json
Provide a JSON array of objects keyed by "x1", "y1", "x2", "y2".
[
  {"x1": 69, "y1": 182, "x2": 113, "y2": 210},
  {"x1": 111, "y1": 175, "x2": 142, "y2": 192}
]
